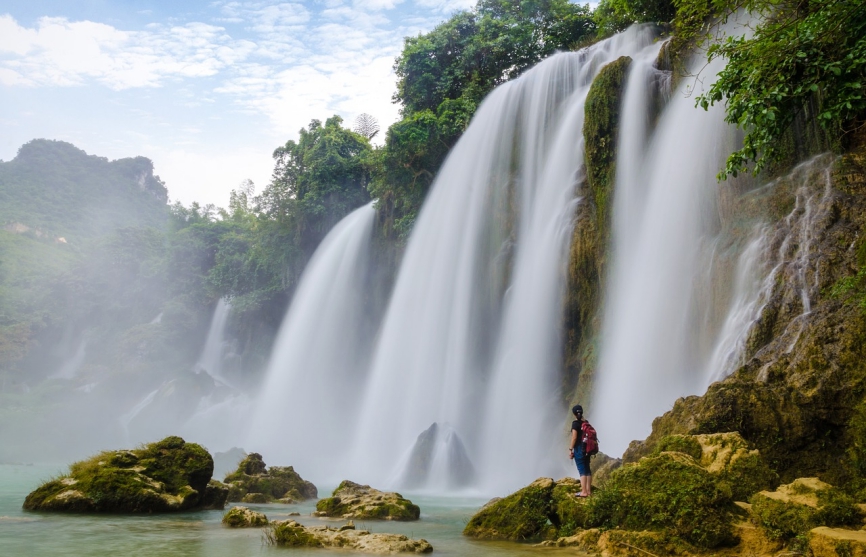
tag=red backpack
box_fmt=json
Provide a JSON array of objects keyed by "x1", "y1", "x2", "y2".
[{"x1": 581, "y1": 421, "x2": 599, "y2": 456}]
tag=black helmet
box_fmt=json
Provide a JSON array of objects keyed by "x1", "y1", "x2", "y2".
[{"x1": 572, "y1": 405, "x2": 583, "y2": 416}]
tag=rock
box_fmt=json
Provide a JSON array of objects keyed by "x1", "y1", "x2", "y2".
[
  {"x1": 224, "y1": 453, "x2": 317, "y2": 504},
  {"x1": 222, "y1": 506, "x2": 268, "y2": 527},
  {"x1": 750, "y1": 478, "x2": 863, "y2": 542},
  {"x1": 810, "y1": 527, "x2": 866, "y2": 557},
  {"x1": 23, "y1": 436, "x2": 215, "y2": 513},
  {"x1": 396, "y1": 422, "x2": 475, "y2": 489},
  {"x1": 268, "y1": 520, "x2": 432, "y2": 553},
  {"x1": 315, "y1": 480, "x2": 420, "y2": 521},
  {"x1": 653, "y1": 432, "x2": 779, "y2": 500},
  {"x1": 201, "y1": 480, "x2": 229, "y2": 510},
  {"x1": 463, "y1": 477, "x2": 556, "y2": 540},
  {"x1": 339, "y1": 520, "x2": 355, "y2": 531}
]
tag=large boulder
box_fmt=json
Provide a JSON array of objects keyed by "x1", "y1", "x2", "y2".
[
  {"x1": 23, "y1": 436, "x2": 219, "y2": 512},
  {"x1": 466, "y1": 452, "x2": 739, "y2": 549},
  {"x1": 268, "y1": 520, "x2": 432, "y2": 553},
  {"x1": 314, "y1": 480, "x2": 420, "y2": 521},
  {"x1": 223, "y1": 453, "x2": 317, "y2": 503},
  {"x1": 463, "y1": 477, "x2": 557, "y2": 540}
]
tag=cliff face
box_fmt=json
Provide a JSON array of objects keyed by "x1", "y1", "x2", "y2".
[{"x1": 624, "y1": 140, "x2": 866, "y2": 487}]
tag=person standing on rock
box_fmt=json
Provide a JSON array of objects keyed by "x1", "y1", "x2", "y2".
[{"x1": 569, "y1": 404, "x2": 592, "y2": 497}]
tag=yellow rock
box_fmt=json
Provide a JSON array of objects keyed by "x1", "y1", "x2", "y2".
[{"x1": 809, "y1": 527, "x2": 866, "y2": 557}]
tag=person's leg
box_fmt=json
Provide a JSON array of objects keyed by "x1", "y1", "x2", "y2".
[
  {"x1": 579, "y1": 474, "x2": 589, "y2": 496},
  {"x1": 586, "y1": 474, "x2": 592, "y2": 496}
]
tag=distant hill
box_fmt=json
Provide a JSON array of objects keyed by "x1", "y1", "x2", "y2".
[{"x1": 0, "y1": 139, "x2": 169, "y2": 245}]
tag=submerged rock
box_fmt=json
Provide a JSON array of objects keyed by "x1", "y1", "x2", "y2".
[
  {"x1": 314, "y1": 480, "x2": 420, "y2": 521},
  {"x1": 222, "y1": 505, "x2": 268, "y2": 527},
  {"x1": 223, "y1": 453, "x2": 317, "y2": 504},
  {"x1": 397, "y1": 422, "x2": 475, "y2": 489},
  {"x1": 268, "y1": 520, "x2": 432, "y2": 553},
  {"x1": 23, "y1": 436, "x2": 219, "y2": 513}
]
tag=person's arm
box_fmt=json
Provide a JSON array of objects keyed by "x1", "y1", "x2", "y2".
[{"x1": 569, "y1": 428, "x2": 577, "y2": 459}]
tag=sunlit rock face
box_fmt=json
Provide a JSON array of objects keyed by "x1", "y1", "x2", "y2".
[{"x1": 396, "y1": 423, "x2": 475, "y2": 490}]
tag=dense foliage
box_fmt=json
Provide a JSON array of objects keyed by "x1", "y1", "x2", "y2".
[
  {"x1": 375, "y1": 0, "x2": 596, "y2": 238},
  {"x1": 687, "y1": 0, "x2": 866, "y2": 178},
  {"x1": 593, "y1": 0, "x2": 675, "y2": 36}
]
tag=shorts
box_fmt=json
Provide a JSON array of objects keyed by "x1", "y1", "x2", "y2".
[{"x1": 574, "y1": 453, "x2": 591, "y2": 476}]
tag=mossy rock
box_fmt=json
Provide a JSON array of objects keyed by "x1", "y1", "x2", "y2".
[
  {"x1": 315, "y1": 480, "x2": 420, "y2": 521},
  {"x1": 268, "y1": 519, "x2": 433, "y2": 552},
  {"x1": 270, "y1": 520, "x2": 324, "y2": 547},
  {"x1": 223, "y1": 453, "x2": 317, "y2": 503},
  {"x1": 654, "y1": 433, "x2": 779, "y2": 500},
  {"x1": 463, "y1": 477, "x2": 556, "y2": 540},
  {"x1": 810, "y1": 527, "x2": 866, "y2": 557},
  {"x1": 750, "y1": 478, "x2": 863, "y2": 542},
  {"x1": 202, "y1": 480, "x2": 229, "y2": 510},
  {"x1": 222, "y1": 505, "x2": 268, "y2": 527},
  {"x1": 585, "y1": 452, "x2": 738, "y2": 549},
  {"x1": 23, "y1": 436, "x2": 215, "y2": 513}
]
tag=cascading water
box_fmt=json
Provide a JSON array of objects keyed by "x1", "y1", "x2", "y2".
[
  {"x1": 194, "y1": 298, "x2": 232, "y2": 385},
  {"x1": 351, "y1": 25, "x2": 665, "y2": 493},
  {"x1": 245, "y1": 202, "x2": 376, "y2": 480},
  {"x1": 593, "y1": 32, "x2": 743, "y2": 455}
]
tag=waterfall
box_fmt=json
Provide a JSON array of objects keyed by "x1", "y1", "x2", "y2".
[
  {"x1": 246, "y1": 202, "x2": 376, "y2": 481},
  {"x1": 194, "y1": 298, "x2": 232, "y2": 385},
  {"x1": 593, "y1": 35, "x2": 741, "y2": 455},
  {"x1": 351, "y1": 25, "x2": 664, "y2": 493}
]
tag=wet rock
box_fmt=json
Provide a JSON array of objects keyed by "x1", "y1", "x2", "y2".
[
  {"x1": 268, "y1": 520, "x2": 432, "y2": 553},
  {"x1": 202, "y1": 480, "x2": 230, "y2": 510},
  {"x1": 23, "y1": 436, "x2": 215, "y2": 513},
  {"x1": 224, "y1": 453, "x2": 317, "y2": 504},
  {"x1": 222, "y1": 505, "x2": 268, "y2": 527},
  {"x1": 315, "y1": 480, "x2": 420, "y2": 521}
]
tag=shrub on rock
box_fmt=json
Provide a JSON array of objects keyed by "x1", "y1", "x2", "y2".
[
  {"x1": 223, "y1": 453, "x2": 317, "y2": 503},
  {"x1": 222, "y1": 505, "x2": 268, "y2": 527},
  {"x1": 314, "y1": 480, "x2": 420, "y2": 521},
  {"x1": 23, "y1": 436, "x2": 217, "y2": 513}
]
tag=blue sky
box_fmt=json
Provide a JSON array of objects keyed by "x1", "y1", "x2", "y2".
[{"x1": 0, "y1": 0, "x2": 487, "y2": 206}]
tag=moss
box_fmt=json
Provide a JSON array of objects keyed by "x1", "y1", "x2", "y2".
[
  {"x1": 585, "y1": 453, "x2": 737, "y2": 549},
  {"x1": 23, "y1": 436, "x2": 215, "y2": 513},
  {"x1": 564, "y1": 56, "x2": 633, "y2": 407},
  {"x1": 654, "y1": 435, "x2": 703, "y2": 461},
  {"x1": 463, "y1": 478, "x2": 556, "y2": 540},
  {"x1": 550, "y1": 478, "x2": 587, "y2": 537},
  {"x1": 270, "y1": 521, "x2": 324, "y2": 547}
]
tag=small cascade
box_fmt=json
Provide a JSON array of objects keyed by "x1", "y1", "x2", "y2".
[
  {"x1": 52, "y1": 339, "x2": 87, "y2": 380},
  {"x1": 119, "y1": 388, "x2": 159, "y2": 446},
  {"x1": 352, "y1": 25, "x2": 665, "y2": 492},
  {"x1": 246, "y1": 202, "x2": 376, "y2": 481},
  {"x1": 194, "y1": 298, "x2": 232, "y2": 385}
]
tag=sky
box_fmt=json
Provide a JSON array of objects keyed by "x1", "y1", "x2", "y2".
[{"x1": 0, "y1": 0, "x2": 490, "y2": 207}]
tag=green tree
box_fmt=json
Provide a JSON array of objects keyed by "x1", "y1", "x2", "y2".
[{"x1": 686, "y1": 0, "x2": 866, "y2": 178}]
